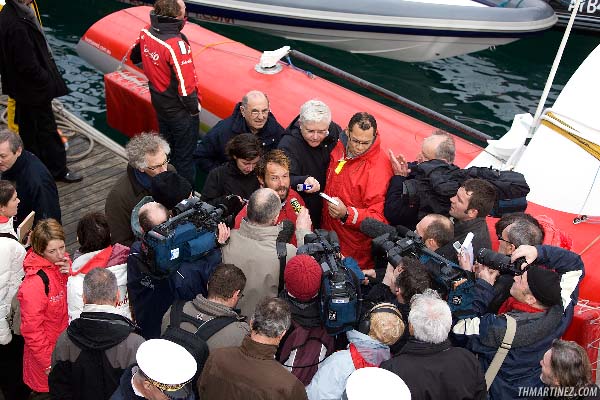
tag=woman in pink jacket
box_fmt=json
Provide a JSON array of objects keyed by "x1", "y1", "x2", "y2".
[{"x1": 17, "y1": 219, "x2": 69, "y2": 398}]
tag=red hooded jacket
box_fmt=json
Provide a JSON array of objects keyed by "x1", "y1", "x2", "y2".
[
  {"x1": 321, "y1": 134, "x2": 393, "y2": 270},
  {"x1": 17, "y1": 249, "x2": 69, "y2": 392}
]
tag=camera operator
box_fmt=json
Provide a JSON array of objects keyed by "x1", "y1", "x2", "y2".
[
  {"x1": 452, "y1": 244, "x2": 584, "y2": 400},
  {"x1": 127, "y1": 202, "x2": 230, "y2": 339},
  {"x1": 222, "y1": 188, "x2": 312, "y2": 318},
  {"x1": 480, "y1": 218, "x2": 544, "y2": 313}
]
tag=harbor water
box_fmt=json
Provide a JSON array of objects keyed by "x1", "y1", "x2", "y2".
[{"x1": 38, "y1": 0, "x2": 600, "y2": 144}]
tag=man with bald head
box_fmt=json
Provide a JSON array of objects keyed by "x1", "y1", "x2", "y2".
[
  {"x1": 222, "y1": 188, "x2": 312, "y2": 317},
  {"x1": 384, "y1": 130, "x2": 458, "y2": 229},
  {"x1": 195, "y1": 90, "x2": 285, "y2": 173},
  {"x1": 127, "y1": 201, "x2": 225, "y2": 338}
]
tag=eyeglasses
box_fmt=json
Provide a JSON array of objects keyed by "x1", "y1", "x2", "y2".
[
  {"x1": 349, "y1": 134, "x2": 374, "y2": 147},
  {"x1": 146, "y1": 156, "x2": 169, "y2": 171},
  {"x1": 497, "y1": 234, "x2": 512, "y2": 245},
  {"x1": 244, "y1": 108, "x2": 270, "y2": 118}
]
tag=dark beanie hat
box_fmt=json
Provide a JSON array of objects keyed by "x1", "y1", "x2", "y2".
[
  {"x1": 151, "y1": 171, "x2": 192, "y2": 210},
  {"x1": 527, "y1": 265, "x2": 562, "y2": 307},
  {"x1": 284, "y1": 255, "x2": 322, "y2": 301}
]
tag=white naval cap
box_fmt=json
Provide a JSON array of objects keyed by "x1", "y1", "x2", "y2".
[
  {"x1": 343, "y1": 367, "x2": 411, "y2": 399},
  {"x1": 136, "y1": 339, "x2": 197, "y2": 399}
]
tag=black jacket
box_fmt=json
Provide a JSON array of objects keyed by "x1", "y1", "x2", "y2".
[
  {"x1": 0, "y1": 0, "x2": 68, "y2": 104},
  {"x1": 1, "y1": 150, "x2": 61, "y2": 227},
  {"x1": 194, "y1": 102, "x2": 284, "y2": 173},
  {"x1": 381, "y1": 338, "x2": 487, "y2": 400},
  {"x1": 201, "y1": 160, "x2": 260, "y2": 206},
  {"x1": 278, "y1": 116, "x2": 342, "y2": 228},
  {"x1": 49, "y1": 311, "x2": 144, "y2": 400}
]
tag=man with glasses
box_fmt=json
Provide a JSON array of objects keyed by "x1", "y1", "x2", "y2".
[
  {"x1": 278, "y1": 100, "x2": 343, "y2": 228},
  {"x1": 384, "y1": 130, "x2": 457, "y2": 230},
  {"x1": 160, "y1": 264, "x2": 249, "y2": 351},
  {"x1": 321, "y1": 112, "x2": 393, "y2": 272},
  {"x1": 106, "y1": 132, "x2": 173, "y2": 247},
  {"x1": 130, "y1": 0, "x2": 200, "y2": 187},
  {"x1": 194, "y1": 90, "x2": 284, "y2": 174}
]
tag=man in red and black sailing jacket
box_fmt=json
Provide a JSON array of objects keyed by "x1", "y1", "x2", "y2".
[{"x1": 131, "y1": 0, "x2": 200, "y2": 187}]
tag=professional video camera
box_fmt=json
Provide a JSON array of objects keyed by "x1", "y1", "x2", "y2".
[
  {"x1": 476, "y1": 248, "x2": 529, "y2": 276},
  {"x1": 143, "y1": 196, "x2": 228, "y2": 275},
  {"x1": 360, "y1": 218, "x2": 469, "y2": 291},
  {"x1": 297, "y1": 229, "x2": 361, "y2": 335}
]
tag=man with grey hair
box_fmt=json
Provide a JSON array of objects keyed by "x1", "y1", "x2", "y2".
[
  {"x1": 0, "y1": 128, "x2": 61, "y2": 226},
  {"x1": 384, "y1": 130, "x2": 457, "y2": 229},
  {"x1": 198, "y1": 297, "x2": 307, "y2": 400},
  {"x1": 50, "y1": 268, "x2": 144, "y2": 400},
  {"x1": 381, "y1": 289, "x2": 486, "y2": 400},
  {"x1": 106, "y1": 132, "x2": 172, "y2": 247},
  {"x1": 194, "y1": 90, "x2": 284, "y2": 173},
  {"x1": 278, "y1": 99, "x2": 343, "y2": 228},
  {"x1": 222, "y1": 188, "x2": 312, "y2": 318},
  {"x1": 0, "y1": 0, "x2": 82, "y2": 183}
]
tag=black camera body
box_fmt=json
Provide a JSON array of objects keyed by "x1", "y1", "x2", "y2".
[
  {"x1": 143, "y1": 196, "x2": 226, "y2": 275},
  {"x1": 371, "y1": 230, "x2": 467, "y2": 291},
  {"x1": 476, "y1": 248, "x2": 529, "y2": 276}
]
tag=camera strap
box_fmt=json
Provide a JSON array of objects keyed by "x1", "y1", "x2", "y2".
[{"x1": 484, "y1": 314, "x2": 516, "y2": 390}]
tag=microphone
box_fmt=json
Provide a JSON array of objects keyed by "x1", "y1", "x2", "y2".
[
  {"x1": 277, "y1": 219, "x2": 295, "y2": 243},
  {"x1": 360, "y1": 218, "x2": 397, "y2": 239},
  {"x1": 290, "y1": 198, "x2": 302, "y2": 214}
]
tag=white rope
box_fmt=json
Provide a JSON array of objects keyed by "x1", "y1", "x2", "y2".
[{"x1": 529, "y1": 0, "x2": 584, "y2": 135}]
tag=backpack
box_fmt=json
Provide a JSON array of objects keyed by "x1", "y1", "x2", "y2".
[
  {"x1": 278, "y1": 320, "x2": 335, "y2": 386},
  {"x1": 161, "y1": 300, "x2": 237, "y2": 374},
  {"x1": 8, "y1": 268, "x2": 50, "y2": 335}
]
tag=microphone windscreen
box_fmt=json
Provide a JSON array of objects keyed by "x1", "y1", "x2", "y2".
[
  {"x1": 277, "y1": 219, "x2": 296, "y2": 243},
  {"x1": 360, "y1": 218, "x2": 396, "y2": 239},
  {"x1": 395, "y1": 225, "x2": 413, "y2": 237}
]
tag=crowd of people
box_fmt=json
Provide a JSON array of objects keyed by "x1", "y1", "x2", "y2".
[{"x1": 0, "y1": 0, "x2": 597, "y2": 399}]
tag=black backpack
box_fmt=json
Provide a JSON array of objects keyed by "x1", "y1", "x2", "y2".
[{"x1": 161, "y1": 300, "x2": 237, "y2": 374}]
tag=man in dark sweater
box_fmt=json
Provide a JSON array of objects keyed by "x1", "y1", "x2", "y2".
[
  {"x1": 50, "y1": 268, "x2": 144, "y2": 400},
  {"x1": 0, "y1": 129, "x2": 61, "y2": 227}
]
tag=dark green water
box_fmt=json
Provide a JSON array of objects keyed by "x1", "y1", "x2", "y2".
[{"x1": 38, "y1": 0, "x2": 600, "y2": 145}]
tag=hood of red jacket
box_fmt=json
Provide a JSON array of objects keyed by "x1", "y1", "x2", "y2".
[{"x1": 23, "y1": 248, "x2": 71, "y2": 276}]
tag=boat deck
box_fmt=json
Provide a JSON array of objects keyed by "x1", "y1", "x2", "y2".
[{"x1": 0, "y1": 96, "x2": 127, "y2": 253}]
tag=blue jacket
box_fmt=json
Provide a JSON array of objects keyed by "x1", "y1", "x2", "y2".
[
  {"x1": 452, "y1": 245, "x2": 584, "y2": 400},
  {"x1": 127, "y1": 240, "x2": 221, "y2": 339},
  {"x1": 1, "y1": 150, "x2": 61, "y2": 226},
  {"x1": 193, "y1": 102, "x2": 284, "y2": 173}
]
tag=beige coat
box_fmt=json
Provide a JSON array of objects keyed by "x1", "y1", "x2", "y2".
[{"x1": 221, "y1": 220, "x2": 307, "y2": 318}]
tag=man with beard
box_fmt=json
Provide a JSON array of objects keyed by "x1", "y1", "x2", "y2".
[
  {"x1": 195, "y1": 90, "x2": 284, "y2": 174},
  {"x1": 130, "y1": 0, "x2": 200, "y2": 186},
  {"x1": 234, "y1": 150, "x2": 310, "y2": 245}
]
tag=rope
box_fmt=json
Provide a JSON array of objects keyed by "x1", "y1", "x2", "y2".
[
  {"x1": 0, "y1": 95, "x2": 94, "y2": 162},
  {"x1": 540, "y1": 112, "x2": 600, "y2": 162},
  {"x1": 580, "y1": 234, "x2": 600, "y2": 256},
  {"x1": 194, "y1": 40, "x2": 237, "y2": 55}
]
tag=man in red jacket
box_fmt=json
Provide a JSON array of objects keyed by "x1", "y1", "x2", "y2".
[
  {"x1": 321, "y1": 112, "x2": 393, "y2": 272},
  {"x1": 130, "y1": 0, "x2": 200, "y2": 187}
]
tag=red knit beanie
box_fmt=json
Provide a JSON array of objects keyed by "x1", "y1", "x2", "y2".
[{"x1": 284, "y1": 255, "x2": 322, "y2": 301}]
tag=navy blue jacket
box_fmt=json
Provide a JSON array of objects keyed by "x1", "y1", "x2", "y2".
[
  {"x1": 1, "y1": 150, "x2": 61, "y2": 226},
  {"x1": 127, "y1": 240, "x2": 221, "y2": 339},
  {"x1": 194, "y1": 102, "x2": 284, "y2": 173},
  {"x1": 278, "y1": 116, "x2": 341, "y2": 228},
  {"x1": 452, "y1": 245, "x2": 585, "y2": 400}
]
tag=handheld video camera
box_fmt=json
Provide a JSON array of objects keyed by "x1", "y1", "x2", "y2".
[
  {"x1": 475, "y1": 248, "x2": 529, "y2": 276},
  {"x1": 143, "y1": 196, "x2": 227, "y2": 276},
  {"x1": 297, "y1": 230, "x2": 361, "y2": 335}
]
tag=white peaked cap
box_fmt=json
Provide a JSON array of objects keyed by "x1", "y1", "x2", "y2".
[
  {"x1": 343, "y1": 367, "x2": 411, "y2": 399},
  {"x1": 136, "y1": 339, "x2": 197, "y2": 396}
]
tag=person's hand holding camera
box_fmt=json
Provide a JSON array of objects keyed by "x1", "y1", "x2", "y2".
[
  {"x1": 511, "y1": 245, "x2": 538, "y2": 269},
  {"x1": 477, "y1": 265, "x2": 500, "y2": 286}
]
